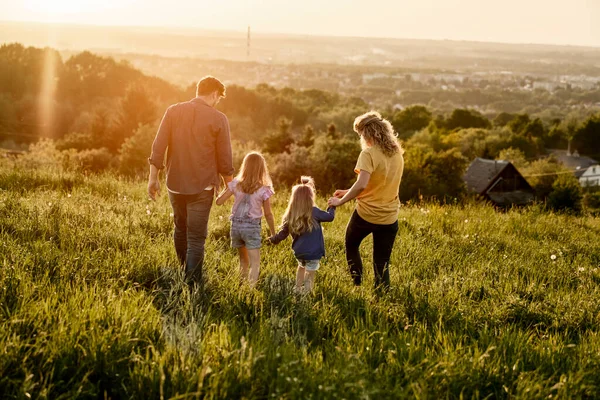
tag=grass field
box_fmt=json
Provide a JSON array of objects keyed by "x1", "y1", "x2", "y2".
[{"x1": 1, "y1": 161, "x2": 600, "y2": 399}]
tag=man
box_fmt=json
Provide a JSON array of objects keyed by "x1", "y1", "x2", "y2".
[{"x1": 148, "y1": 76, "x2": 234, "y2": 284}]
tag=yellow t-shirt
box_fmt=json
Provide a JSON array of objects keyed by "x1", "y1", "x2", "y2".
[{"x1": 355, "y1": 146, "x2": 404, "y2": 225}]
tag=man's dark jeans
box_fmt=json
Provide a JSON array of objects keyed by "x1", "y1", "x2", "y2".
[
  {"x1": 168, "y1": 190, "x2": 213, "y2": 284},
  {"x1": 345, "y1": 210, "x2": 399, "y2": 289}
]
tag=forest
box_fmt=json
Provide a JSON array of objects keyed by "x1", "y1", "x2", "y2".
[{"x1": 1, "y1": 43, "x2": 599, "y2": 210}]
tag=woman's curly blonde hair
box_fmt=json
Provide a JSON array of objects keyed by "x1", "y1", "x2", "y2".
[{"x1": 353, "y1": 111, "x2": 403, "y2": 157}]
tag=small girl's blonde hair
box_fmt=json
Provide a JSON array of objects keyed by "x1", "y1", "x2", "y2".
[
  {"x1": 281, "y1": 176, "x2": 316, "y2": 235},
  {"x1": 236, "y1": 152, "x2": 273, "y2": 194}
]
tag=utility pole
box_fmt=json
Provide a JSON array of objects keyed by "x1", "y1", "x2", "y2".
[{"x1": 247, "y1": 26, "x2": 251, "y2": 59}]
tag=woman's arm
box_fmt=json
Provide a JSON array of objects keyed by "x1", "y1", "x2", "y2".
[
  {"x1": 328, "y1": 170, "x2": 371, "y2": 207},
  {"x1": 263, "y1": 198, "x2": 276, "y2": 236},
  {"x1": 216, "y1": 188, "x2": 233, "y2": 205}
]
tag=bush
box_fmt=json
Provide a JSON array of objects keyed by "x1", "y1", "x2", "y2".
[
  {"x1": 118, "y1": 124, "x2": 156, "y2": 176},
  {"x1": 522, "y1": 157, "x2": 567, "y2": 198},
  {"x1": 71, "y1": 148, "x2": 113, "y2": 173},
  {"x1": 19, "y1": 139, "x2": 65, "y2": 169},
  {"x1": 547, "y1": 174, "x2": 583, "y2": 212},
  {"x1": 57, "y1": 132, "x2": 96, "y2": 151},
  {"x1": 583, "y1": 190, "x2": 600, "y2": 213},
  {"x1": 268, "y1": 135, "x2": 360, "y2": 191}
]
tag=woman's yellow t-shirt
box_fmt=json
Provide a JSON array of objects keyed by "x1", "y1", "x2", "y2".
[{"x1": 354, "y1": 146, "x2": 404, "y2": 225}]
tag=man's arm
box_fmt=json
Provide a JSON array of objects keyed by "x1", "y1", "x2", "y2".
[
  {"x1": 148, "y1": 107, "x2": 172, "y2": 200},
  {"x1": 216, "y1": 114, "x2": 234, "y2": 182},
  {"x1": 148, "y1": 164, "x2": 161, "y2": 200}
]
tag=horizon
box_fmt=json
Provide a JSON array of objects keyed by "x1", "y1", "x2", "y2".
[
  {"x1": 2, "y1": 0, "x2": 598, "y2": 48},
  {"x1": 1, "y1": 19, "x2": 599, "y2": 52}
]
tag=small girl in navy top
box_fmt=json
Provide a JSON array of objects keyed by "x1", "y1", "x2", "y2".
[
  {"x1": 216, "y1": 152, "x2": 276, "y2": 286},
  {"x1": 269, "y1": 176, "x2": 335, "y2": 293}
]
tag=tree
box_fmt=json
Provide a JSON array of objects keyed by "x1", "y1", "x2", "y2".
[
  {"x1": 262, "y1": 117, "x2": 294, "y2": 154},
  {"x1": 497, "y1": 148, "x2": 528, "y2": 169},
  {"x1": 573, "y1": 114, "x2": 600, "y2": 158},
  {"x1": 297, "y1": 125, "x2": 315, "y2": 147},
  {"x1": 508, "y1": 114, "x2": 531, "y2": 135},
  {"x1": 493, "y1": 112, "x2": 515, "y2": 127},
  {"x1": 326, "y1": 123, "x2": 339, "y2": 139},
  {"x1": 522, "y1": 157, "x2": 568, "y2": 198},
  {"x1": 118, "y1": 124, "x2": 156, "y2": 176},
  {"x1": 559, "y1": 115, "x2": 581, "y2": 154},
  {"x1": 523, "y1": 118, "x2": 546, "y2": 139},
  {"x1": 113, "y1": 85, "x2": 157, "y2": 151},
  {"x1": 547, "y1": 174, "x2": 583, "y2": 212},
  {"x1": 444, "y1": 108, "x2": 491, "y2": 130},
  {"x1": 391, "y1": 105, "x2": 432, "y2": 138}
]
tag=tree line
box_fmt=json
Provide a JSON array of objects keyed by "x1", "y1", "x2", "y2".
[{"x1": 1, "y1": 43, "x2": 599, "y2": 210}]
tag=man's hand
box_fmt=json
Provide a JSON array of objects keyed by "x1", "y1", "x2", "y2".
[
  {"x1": 333, "y1": 189, "x2": 349, "y2": 198},
  {"x1": 328, "y1": 197, "x2": 343, "y2": 207},
  {"x1": 148, "y1": 178, "x2": 161, "y2": 201}
]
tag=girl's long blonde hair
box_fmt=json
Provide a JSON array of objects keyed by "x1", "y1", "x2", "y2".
[
  {"x1": 236, "y1": 152, "x2": 273, "y2": 194},
  {"x1": 281, "y1": 176, "x2": 316, "y2": 236},
  {"x1": 353, "y1": 111, "x2": 404, "y2": 157}
]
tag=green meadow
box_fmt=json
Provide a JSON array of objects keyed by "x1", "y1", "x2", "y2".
[{"x1": 1, "y1": 161, "x2": 599, "y2": 399}]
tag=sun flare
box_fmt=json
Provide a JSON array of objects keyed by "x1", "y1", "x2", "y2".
[{"x1": 23, "y1": 0, "x2": 120, "y2": 15}]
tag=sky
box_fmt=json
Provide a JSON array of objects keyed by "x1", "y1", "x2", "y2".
[{"x1": 2, "y1": 0, "x2": 599, "y2": 47}]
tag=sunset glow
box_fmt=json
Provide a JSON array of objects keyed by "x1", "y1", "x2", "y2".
[
  {"x1": 23, "y1": 0, "x2": 125, "y2": 18},
  {"x1": 3, "y1": 0, "x2": 598, "y2": 47}
]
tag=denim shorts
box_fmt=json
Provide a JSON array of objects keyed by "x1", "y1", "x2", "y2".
[
  {"x1": 231, "y1": 218, "x2": 262, "y2": 249},
  {"x1": 297, "y1": 259, "x2": 320, "y2": 271}
]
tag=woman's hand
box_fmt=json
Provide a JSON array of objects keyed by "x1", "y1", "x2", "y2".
[
  {"x1": 328, "y1": 197, "x2": 343, "y2": 207},
  {"x1": 333, "y1": 189, "x2": 349, "y2": 198}
]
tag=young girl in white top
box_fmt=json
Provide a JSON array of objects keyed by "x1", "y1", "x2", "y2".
[{"x1": 217, "y1": 152, "x2": 276, "y2": 286}]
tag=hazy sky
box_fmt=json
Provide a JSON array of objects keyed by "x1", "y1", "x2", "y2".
[{"x1": 3, "y1": 0, "x2": 599, "y2": 47}]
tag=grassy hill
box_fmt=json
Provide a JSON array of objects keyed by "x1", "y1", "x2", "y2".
[{"x1": 1, "y1": 160, "x2": 599, "y2": 398}]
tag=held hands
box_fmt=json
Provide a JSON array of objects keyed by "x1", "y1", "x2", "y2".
[
  {"x1": 328, "y1": 188, "x2": 348, "y2": 207},
  {"x1": 327, "y1": 197, "x2": 343, "y2": 207},
  {"x1": 333, "y1": 189, "x2": 348, "y2": 198},
  {"x1": 147, "y1": 178, "x2": 161, "y2": 201}
]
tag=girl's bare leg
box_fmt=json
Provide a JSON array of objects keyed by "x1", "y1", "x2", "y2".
[
  {"x1": 247, "y1": 248, "x2": 261, "y2": 287},
  {"x1": 304, "y1": 270, "x2": 316, "y2": 292},
  {"x1": 238, "y1": 247, "x2": 249, "y2": 280},
  {"x1": 296, "y1": 265, "x2": 306, "y2": 292}
]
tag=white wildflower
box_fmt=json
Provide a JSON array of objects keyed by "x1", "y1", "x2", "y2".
[
  {"x1": 551, "y1": 254, "x2": 557, "y2": 261},
  {"x1": 146, "y1": 209, "x2": 151, "y2": 215}
]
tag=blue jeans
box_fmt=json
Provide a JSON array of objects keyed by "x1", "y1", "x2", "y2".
[{"x1": 168, "y1": 190, "x2": 214, "y2": 284}]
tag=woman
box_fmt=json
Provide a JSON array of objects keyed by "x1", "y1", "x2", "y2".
[{"x1": 328, "y1": 111, "x2": 404, "y2": 289}]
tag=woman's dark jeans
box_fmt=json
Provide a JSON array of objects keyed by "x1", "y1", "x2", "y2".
[
  {"x1": 168, "y1": 190, "x2": 214, "y2": 284},
  {"x1": 345, "y1": 210, "x2": 399, "y2": 289}
]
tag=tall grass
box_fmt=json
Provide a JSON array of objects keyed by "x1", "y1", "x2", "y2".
[{"x1": 1, "y1": 160, "x2": 599, "y2": 399}]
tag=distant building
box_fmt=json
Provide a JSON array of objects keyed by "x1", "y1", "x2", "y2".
[
  {"x1": 463, "y1": 158, "x2": 535, "y2": 206},
  {"x1": 548, "y1": 149, "x2": 598, "y2": 179},
  {"x1": 580, "y1": 165, "x2": 600, "y2": 187}
]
